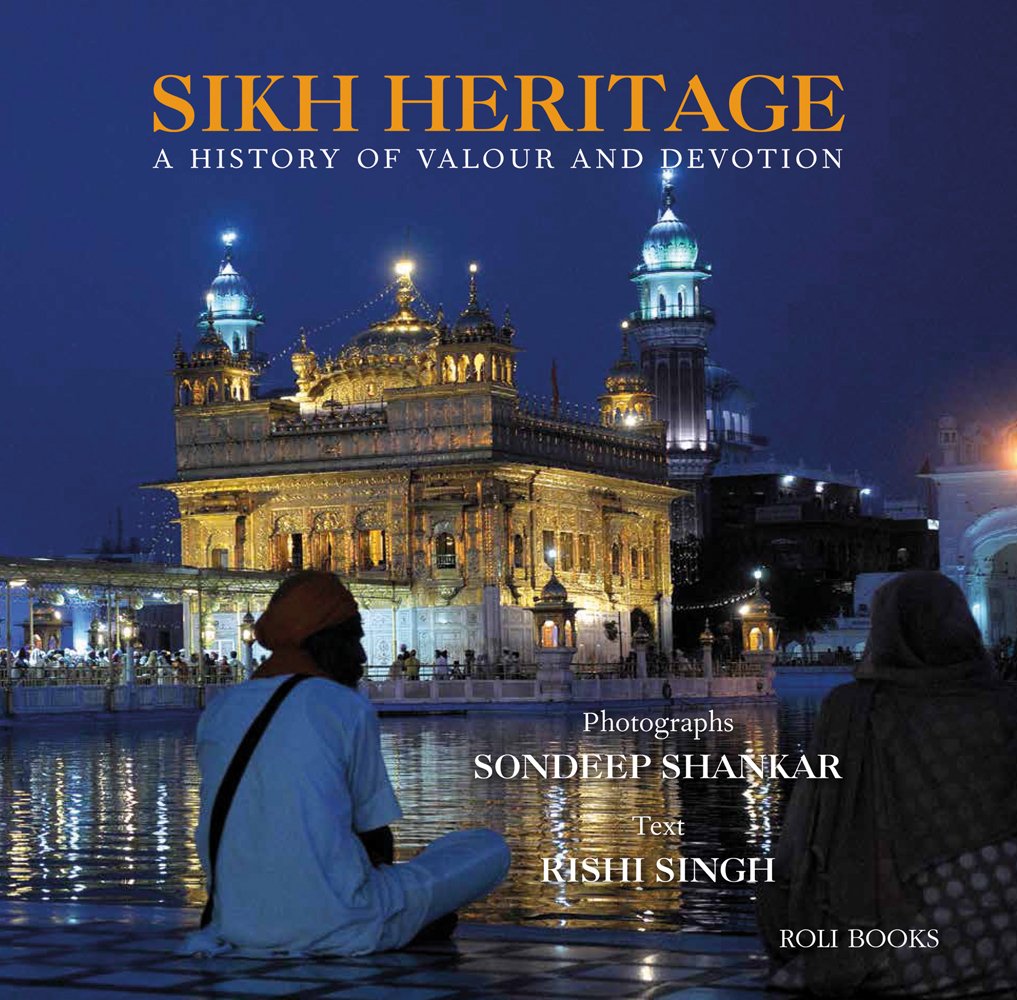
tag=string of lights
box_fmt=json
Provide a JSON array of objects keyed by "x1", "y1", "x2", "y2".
[
  {"x1": 137, "y1": 490, "x2": 180, "y2": 565},
  {"x1": 259, "y1": 280, "x2": 399, "y2": 370},
  {"x1": 412, "y1": 286, "x2": 441, "y2": 323},
  {"x1": 672, "y1": 586, "x2": 758, "y2": 613}
]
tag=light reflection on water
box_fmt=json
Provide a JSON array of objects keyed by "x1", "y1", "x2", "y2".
[{"x1": 0, "y1": 687, "x2": 829, "y2": 931}]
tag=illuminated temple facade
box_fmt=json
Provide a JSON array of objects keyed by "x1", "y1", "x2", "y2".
[{"x1": 161, "y1": 233, "x2": 684, "y2": 664}]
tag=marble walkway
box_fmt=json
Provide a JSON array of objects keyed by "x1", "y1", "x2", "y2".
[{"x1": 0, "y1": 899, "x2": 776, "y2": 999}]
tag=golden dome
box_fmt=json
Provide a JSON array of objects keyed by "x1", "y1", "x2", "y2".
[{"x1": 301, "y1": 266, "x2": 440, "y2": 406}]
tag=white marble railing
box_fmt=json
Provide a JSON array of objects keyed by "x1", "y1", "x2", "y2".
[
  {"x1": 2, "y1": 674, "x2": 771, "y2": 716},
  {"x1": 7, "y1": 684, "x2": 203, "y2": 714}
]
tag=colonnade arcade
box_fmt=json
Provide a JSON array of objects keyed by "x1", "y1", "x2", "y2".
[{"x1": 0, "y1": 557, "x2": 283, "y2": 657}]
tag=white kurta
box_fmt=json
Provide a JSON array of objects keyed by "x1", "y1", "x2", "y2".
[{"x1": 185, "y1": 675, "x2": 433, "y2": 956}]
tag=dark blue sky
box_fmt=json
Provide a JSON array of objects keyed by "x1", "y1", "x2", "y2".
[{"x1": 4, "y1": 0, "x2": 1016, "y2": 556}]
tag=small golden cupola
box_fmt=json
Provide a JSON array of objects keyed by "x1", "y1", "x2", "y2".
[
  {"x1": 174, "y1": 288, "x2": 258, "y2": 408},
  {"x1": 739, "y1": 582, "x2": 780, "y2": 656},
  {"x1": 598, "y1": 325, "x2": 655, "y2": 430},
  {"x1": 437, "y1": 263, "x2": 518, "y2": 391}
]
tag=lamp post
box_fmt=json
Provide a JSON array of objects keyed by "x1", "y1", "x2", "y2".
[
  {"x1": 240, "y1": 610, "x2": 255, "y2": 681},
  {"x1": 531, "y1": 571, "x2": 578, "y2": 701},
  {"x1": 201, "y1": 614, "x2": 217, "y2": 685},
  {"x1": 120, "y1": 617, "x2": 136, "y2": 685}
]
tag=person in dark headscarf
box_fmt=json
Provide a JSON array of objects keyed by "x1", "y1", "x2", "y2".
[
  {"x1": 186, "y1": 571, "x2": 510, "y2": 957},
  {"x1": 758, "y1": 571, "x2": 1017, "y2": 997}
]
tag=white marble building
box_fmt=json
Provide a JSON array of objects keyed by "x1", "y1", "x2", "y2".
[{"x1": 925, "y1": 415, "x2": 1017, "y2": 640}]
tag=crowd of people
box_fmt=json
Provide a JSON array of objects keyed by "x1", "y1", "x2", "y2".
[
  {"x1": 386, "y1": 646, "x2": 524, "y2": 681},
  {"x1": 0, "y1": 647, "x2": 256, "y2": 685},
  {"x1": 0, "y1": 642, "x2": 701, "y2": 686}
]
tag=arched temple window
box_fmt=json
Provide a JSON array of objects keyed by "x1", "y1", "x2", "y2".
[
  {"x1": 434, "y1": 531, "x2": 456, "y2": 569},
  {"x1": 474, "y1": 353, "x2": 486, "y2": 381},
  {"x1": 558, "y1": 532, "x2": 574, "y2": 572},
  {"x1": 541, "y1": 620, "x2": 559, "y2": 647},
  {"x1": 311, "y1": 528, "x2": 342, "y2": 572},
  {"x1": 206, "y1": 379, "x2": 219, "y2": 404},
  {"x1": 179, "y1": 381, "x2": 192, "y2": 406},
  {"x1": 611, "y1": 543, "x2": 621, "y2": 576},
  {"x1": 512, "y1": 534, "x2": 525, "y2": 570},
  {"x1": 630, "y1": 546, "x2": 640, "y2": 577},
  {"x1": 442, "y1": 356, "x2": 457, "y2": 383},
  {"x1": 658, "y1": 292, "x2": 667, "y2": 316},
  {"x1": 357, "y1": 528, "x2": 387, "y2": 571},
  {"x1": 273, "y1": 532, "x2": 304, "y2": 572}
]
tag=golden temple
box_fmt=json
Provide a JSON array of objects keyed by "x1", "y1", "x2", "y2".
[{"x1": 159, "y1": 251, "x2": 679, "y2": 665}]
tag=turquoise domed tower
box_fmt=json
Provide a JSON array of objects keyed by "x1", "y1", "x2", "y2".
[
  {"x1": 196, "y1": 232, "x2": 264, "y2": 356},
  {"x1": 629, "y1": 172, "x2": 716, "y2": 539}
]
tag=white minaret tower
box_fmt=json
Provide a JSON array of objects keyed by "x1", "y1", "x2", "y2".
[{"x1": 629, "y1": 171, "x2": 716, "y2": 541}]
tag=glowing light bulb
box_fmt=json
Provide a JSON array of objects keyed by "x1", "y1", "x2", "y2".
[
  {"x1": 469, "y1": 262, "x2": 478, "y2": 274},
  {"x1": 752, "y1": 568, "x2": 763, "y2": 581},
  {"x1": 221, "y1": 230, "x2": 237, "y2": 246},
  {"x1": 394, "y1": 260, "x2": 414, "y2": 277},
  {"x1": 621, "y1": 320, "x2": 629, "y2": 329},
  {"x1": 206, "y1": 292, "x2": 214, "y2": 309},
  {"x1": 662, "y1": 168, "x2": 674, "y2": 183}
]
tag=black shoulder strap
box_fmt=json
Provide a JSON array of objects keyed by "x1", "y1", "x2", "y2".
[{"x1": 200, "y1": 673, "x2": 310, "y2": 929}]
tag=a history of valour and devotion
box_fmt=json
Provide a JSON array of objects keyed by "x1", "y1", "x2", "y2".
[{"x1": 2, "y1": 2, "x2": 1016, "y2": 997}]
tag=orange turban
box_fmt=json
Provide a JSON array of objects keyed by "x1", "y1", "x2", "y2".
[{"x1": 255, "y1": 571, "x2": 359, "y2": 651}]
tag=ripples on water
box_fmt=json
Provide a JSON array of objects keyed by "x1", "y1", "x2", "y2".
[{"x1": 0, "y1": 686, "x2": 831, "y2": 931}]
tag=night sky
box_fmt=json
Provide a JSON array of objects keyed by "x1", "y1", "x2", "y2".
[{"x1": 4, "y1": 1, "x2": 1016, "y2": 557}]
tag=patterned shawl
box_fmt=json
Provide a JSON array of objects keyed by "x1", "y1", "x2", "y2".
[{"x1": 758, "y1": 571, "x2": 1017, "y2": 996}]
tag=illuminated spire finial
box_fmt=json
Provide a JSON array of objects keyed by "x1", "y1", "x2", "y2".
[
  {"x1": 220, "y1": 230, "x2": 237, "y2": 265},
  {"x1": 393, "y1": 260, "x2": 416, "y2": 315},
  {"x1": 467, "y1": 262, "x2": 479, "y2": 307},
  {"x1": 204, "y1": 292, "x2": 217, "y2": 337},
  {"x1": 660, "y1": 168, "x2": 676, "y2": 215}
]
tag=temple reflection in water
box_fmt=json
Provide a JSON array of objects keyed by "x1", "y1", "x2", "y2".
[{"x1": 0, "y1": 706, "x2": 789, "y2": 929}]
